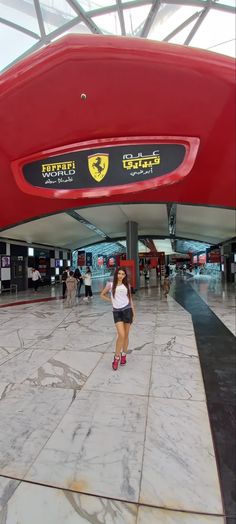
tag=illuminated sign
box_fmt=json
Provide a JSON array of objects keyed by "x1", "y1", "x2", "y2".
[
  {"x1": 77, "y1": 251, "x2": 85, "y2": 266},
  {"x1": 12, "y1": 137, "x2": 200, "y2": 198},
  {"x1": 199, "y1": 254, "x2": 206, "y2": 263}
]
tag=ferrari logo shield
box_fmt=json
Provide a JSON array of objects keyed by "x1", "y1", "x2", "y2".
[{"x1": 88, "y1": 154, "x2": 109, "y2": 182}]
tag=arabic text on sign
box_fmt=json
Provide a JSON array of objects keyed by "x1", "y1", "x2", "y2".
[{"x1": 123, "y1": 155, "x2": 160, "y2": 170}]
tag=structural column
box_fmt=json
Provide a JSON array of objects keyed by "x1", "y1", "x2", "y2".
[{"x1": 126, "y1": 221, "x2": 140, "y2": 290}]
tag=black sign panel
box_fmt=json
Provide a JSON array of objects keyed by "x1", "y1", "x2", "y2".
[{"x1": 22, "y1": 144, "x2": 185, "y2": 190}]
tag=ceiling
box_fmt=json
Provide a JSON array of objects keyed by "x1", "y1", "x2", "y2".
[
  {"x1": 0, "y1": 203, "x2": 234, "y2": 251},
  {"x1": 0, "y1": 0, "x2": 235, "y2": 74}
]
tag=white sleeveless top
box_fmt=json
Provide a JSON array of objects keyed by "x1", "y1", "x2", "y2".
[{"x1": 108, "y1": 282, "x2": 130, "y2": 310}]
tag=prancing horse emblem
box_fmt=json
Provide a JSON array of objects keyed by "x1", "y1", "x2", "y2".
[{"x1": 88, "y1": 154, "x2": 109, "y2": 182}]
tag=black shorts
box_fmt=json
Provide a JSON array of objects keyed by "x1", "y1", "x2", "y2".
[{"x1": 113, "y1": 308, "x2": 133, "y2": 324}]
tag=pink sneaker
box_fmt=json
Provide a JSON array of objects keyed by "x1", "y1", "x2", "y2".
[
  {"x1": 112, "y1": 357, "x2": 119, "y2": 371},
  {"x1": 120, "y1": 354, "x2": 127, "y2": 366}
]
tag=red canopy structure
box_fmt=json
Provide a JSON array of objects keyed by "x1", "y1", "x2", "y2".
[{"x1": 0, "y1": 34, "x2": 235, "y2": 231}]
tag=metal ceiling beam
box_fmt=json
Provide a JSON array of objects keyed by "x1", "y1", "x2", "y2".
[
  {"x1": 33, "y1": 0, "x2": 46, "y2": 38},
  {"x1": 116, "y1": 0, "x2": 126, "y2": 36},
  {"x1": 39, "y1": 15, "x2": 82, "y2": 45},
  {"x1": 163, "y1": 0, "x2": 235, "y2": 13},
  {"x1": 184, "y1": 5, "x2": 210, "y2": 45},
  {"x1": 66, "y1": 211, "x2": 111, "y2": 241},
  {"x1": 0, "y1": 16, "x2": 40, "y2": 39},
  {"x1": 163, "y1": 10, "x2": 202, "y2": 42},
  {"x1": 141, "y1": 0, "x2": 162, "y2": 38},
  {"x1": 66, "y1": 0, "x2": 102, "y2": 33},
  {"x1": 208, "y1": 37, "x2": 235, "y2": 51},
  {"x1": 0, "y1": 15, "x2": 82, "y2": 74},
  {"x1": 0, "y1": 40, "x2": 43, "y2": 74},
  {"x1": 88, "y1": 0, "x2": 152, "y2": 17},
  {"x1": 0, "y1": 0, "x2": 79, "y2": 28}
]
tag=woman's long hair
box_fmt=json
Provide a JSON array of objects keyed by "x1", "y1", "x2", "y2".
[{"x1": 112, "y1": 267, "x2": 131, "y2": 301}]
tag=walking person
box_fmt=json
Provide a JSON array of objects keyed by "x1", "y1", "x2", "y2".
[
  {"x1": 83, "y1": 266, "x2": 93, "y2": 301},
  {"x1": 62, "y1": 266, "x2": 70, "y2": 299},
  {"x1": 162, "y1": 275, "x2": 170, "y2": 297},
  {"x1": 65, "y1": 271, "x2": 77, "y2": 307},
  {"x1": 100, "y1": 267, "x2": 135, "y2": 371},
  {"x1": 31, "y1": 268, "x2": 42, "y2": 292}
]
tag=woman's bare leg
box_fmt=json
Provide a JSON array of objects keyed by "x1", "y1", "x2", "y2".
[
  {"x1": 115, "y1": 322, "x2": 125, "y2": 358},
  {"x1": 123, "y1": 323, "x2": 131, "y2": 353}
]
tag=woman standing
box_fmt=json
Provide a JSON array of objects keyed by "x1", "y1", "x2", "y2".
[
  {"x1": 100, "y1": 267, "x2": 135, "y2": 370},
  {"x1": 83, "y1": 266, "x2": 93, "y2": 301},
  {"x1": 65, "y1": 270, "x2": 77, "y2": 307}
]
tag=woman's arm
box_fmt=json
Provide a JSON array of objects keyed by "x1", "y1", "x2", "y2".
[
  {"x1": 100, "y1": 283, "x2": 112, "y2": 303},
  {"x1": 130, "y1": 294, "x2": 135, "y2": 321},
  {"x1": 130, "y1": 288, "x2": 135, "y2": 321}
]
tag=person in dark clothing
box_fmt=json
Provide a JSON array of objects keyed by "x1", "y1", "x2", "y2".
[
  {"x1": 165, "y1": 264, "x2": 170, "y2": 277},
  {"x1": 74, "y1": 267, "x2": 83, "y2": 296}
]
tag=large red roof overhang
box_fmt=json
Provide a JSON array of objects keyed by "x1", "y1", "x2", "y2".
[{"x1": 0, "y1": 34, "x2": 235, "y2": 230}]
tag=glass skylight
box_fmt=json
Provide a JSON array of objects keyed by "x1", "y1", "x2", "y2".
[{"x1": 0, "y1": 0, "x2": 235, "y2": 72}]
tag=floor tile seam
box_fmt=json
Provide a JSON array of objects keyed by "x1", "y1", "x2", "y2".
[
  {"x1": 21, "y1": 310, "x2": 77, "y2": 352},
  {"x1": 0, "y1": 382, "x2": 91, "y2": 393},
  {"x1": 152, "y1": 354, "x2": 199, "y2": 360},
  {"x1": 77, "y1": 351, "x2": 107, "y2": 394},
  {"x1": 148, "y1": 393, "x2": 206, "y2": 402},
  {"x1": 0, "y1": 348, "x2": 59, "y2": 383},
  {"x1": 24, "y1": 348, "x2": 108, "y2": 353},
  {"x1": 137, "y1": 337, "x2": 155, "y2": 504},
  {"x1": 1, "y1": 385, "x2": 210, "y2": 402},
  {"x1": 0, "y1": 473, "x2": 227, "y2": 518},
  {"x1": 21, "y1": 387, "x2": 78, "y2": 483},
  {"x1": 205, "y1": 405, "x2": 232, "y2": 519},
  {"x1": 152, "y1": 352, "x2": 199, "y2": 359},
  {"x1": 0, "y1": 347, "x2": 32, "y2": 368},
  {"x1": 30, "y1": 311, "x2": 74, "y2": 347},
  {"x1": 150, "y1": 350, "x2": 208, "y2": 403},
  {"x1": 79, "y1": 387, "x2": 150, "y2": 399}
]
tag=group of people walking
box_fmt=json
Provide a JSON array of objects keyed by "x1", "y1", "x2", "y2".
[{"x1": 62, "y1": 266, "x2": 93, "y2": 306}]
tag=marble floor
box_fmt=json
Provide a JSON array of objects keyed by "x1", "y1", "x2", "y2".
[
  {"x1": 0, "y1": 282, "x2": 235, "y2": 523},
  {"x1": 189, "y1": 276, "x2": 236, "y2": 336}
]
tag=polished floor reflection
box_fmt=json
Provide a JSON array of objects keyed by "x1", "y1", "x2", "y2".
[{"x1": 0, "y1": 277, "x2": 235, "y2": 523}]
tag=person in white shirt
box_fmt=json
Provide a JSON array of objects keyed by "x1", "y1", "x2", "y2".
[
  {"x1": 83, "y1": 266, "x2": 93, "y2": 301},
  {"x1": 31, "y1": 268, "x2": 42, "y2": 292},
  {"x1": 100, "y1": 267, "x2": 135, "y2": 370}
]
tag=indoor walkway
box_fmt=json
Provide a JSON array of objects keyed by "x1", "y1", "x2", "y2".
[{"x1": 0, "y1": 279, "x2": 235, "y2": 523}]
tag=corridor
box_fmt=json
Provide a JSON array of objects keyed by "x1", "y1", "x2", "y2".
[{"x1": 0, "y1": 278, "x2": 235, "y2": 523}]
